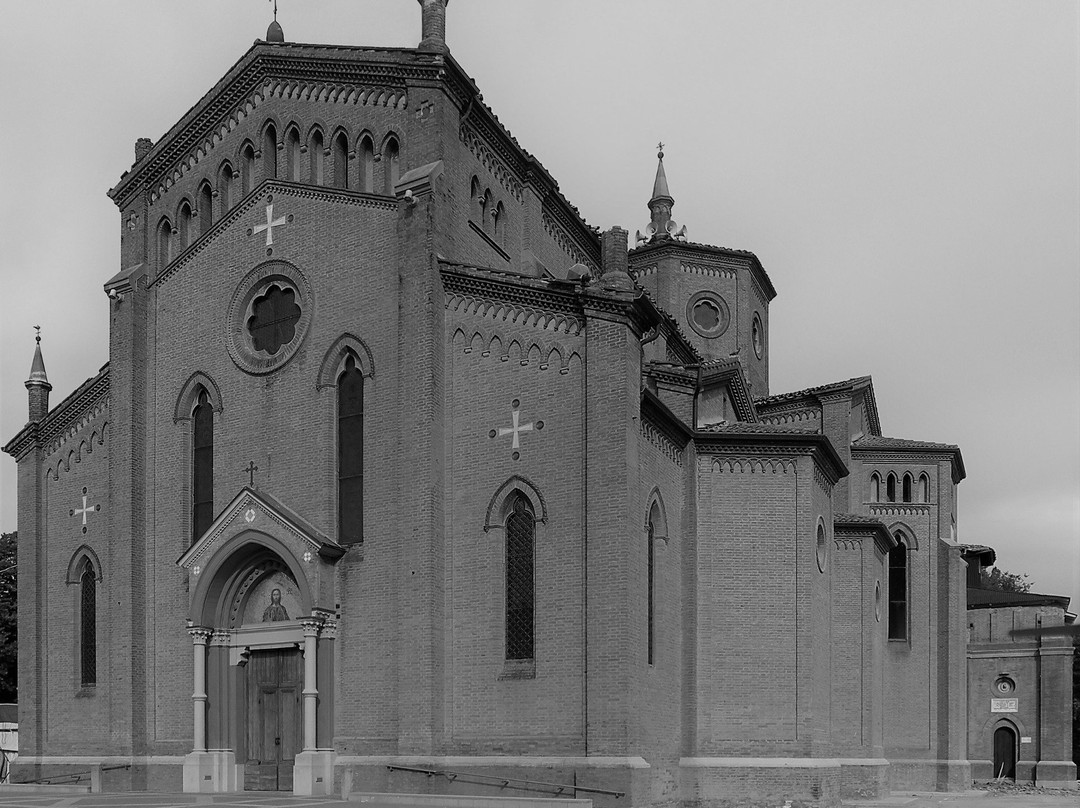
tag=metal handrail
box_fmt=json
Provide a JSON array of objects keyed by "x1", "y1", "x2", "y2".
[
  {"x1": 23, "y1": 763, "x2": 130, "y2": 785},
  {"x1": 386, "y1": 764, "x2": 624, "y2": 798}
]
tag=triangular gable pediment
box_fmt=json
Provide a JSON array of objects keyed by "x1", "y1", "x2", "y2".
[
  {"x1": 698, "y1": 360, "x2": 758, "y2": 425},
  {"x1": 177, "y1": 486, "x2": 344, "y2": 571}
]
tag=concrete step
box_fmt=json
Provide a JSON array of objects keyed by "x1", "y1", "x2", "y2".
[
  {"x1": 0, "y1": 783, "x2": 92, "y2": 794},
  {"x1": 348, "y1": 793, "x2": 592, "y2": 808}
]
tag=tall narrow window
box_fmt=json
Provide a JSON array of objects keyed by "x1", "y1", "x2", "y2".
[
  {"x1": 886, "y1": 472, "x2": 897, "y2": 502},
  {"x1": 309, "y1": 131, "x2": 324, "y2": 185},
  {"x1": 333, "y1": 132, "x2": 349, "y2": 189},
  {"x1": 198, "y1": 181, "x2": 214, "y2": 234},
  {"x1": 192, "y1": 389, "x2": 214, "y2": 541},
  {"x1": 383, "y1": 137, "x2": 399, "y2": 195},
  {"x1": 286, "y1": 127, "x2": 301, "y2": 182},
  {"x1": 471, "y1": 176, "x2": 482, "y2": 221},
  {"x1": 177, "y1": 201, "x2": 193, "y2": 250},
  {"x1": 262, "y1": 124, "x2": 277, "y2": 180},
  {"x1": 493, "y1": 201, "x2": 505, "y2": 241},
  {"x1": 902, "y1": 473, "x2": 913, "y2": 503},
  {"x1": 481, "y1": 187, "x2": 491, "y2": 231},
  {"x1": 241, "y1": 143, "x2": 256, "y2": 195},
  {"x1": 338, "y1": 356, "x2": 364, "y2": 544},
  {"x1": 647, "y1": 503, "x2": 658, "y2": 665},
  {"x1": 888, "y1": 539, "x2": 908, "y2": 640},
  {"x1": 157, "y1": 217, "x2": 172, "y2": 268},
  {"x1": 919, "y1": 473, "x2": 930, "y2": 503},
  {"x1": 218, "y1": 163, "x2": 233, "y2": 211},
  {"x1": 359, "y1": 136, "x2": 374, "y2": 193},
  {"x1": 505, "y1": 495, "x2": 535, "y2": 660},
  {"x1": 79, "y1": 562, "x2": 97, "y2": 687},
  {"x1": 870, "y1": 472, "x2": 881, "y2": 502}
]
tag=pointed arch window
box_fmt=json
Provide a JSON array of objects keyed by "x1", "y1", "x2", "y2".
[
  {"x1": 309, "y1": 130, "x2": 325, "y2": 185},
  {"x1": 286, "y1": 127, "x2": 301, "y2": 182},
  {"x1": 902, "y1": 473, "x2": 913, "y2": 503},
  {"x1": 888, "y1": 538, "x2": 908, "y2": 641},
  {"x1": 505, "y1": 495, "x2": 535, "y2": 661},
  {"x1": 217, "y1": 163, "x2": 234, "y2": 211},
  {"x1": 333, "y1": 132, "x2": 349, "y2": 189},
  {"x1": 192, "y1": 389, "x2": 214, "y2": 542},
  {"x1": 383, "y1": 137, "x2": 400, "y2": 195},
  {"x1": 156, "y1": 217, "x2": 173, "y2": 268},
  {"x1": 177, "y1": 201, "x2": 194, "y2": 251},
  {"x1": 870, "y1": 472, "x2": 881, "y2": 502},
  {"x1": 241, "y1": 143, "x2": 256, "y2": 195},
  {"x1": 359, "y1": 136, "x2": 375, "y2": 193},
  {"x1": 481, "y1": 187, "x2": 492, "y2": 232},
  {"x1": 493, "y1": 201, "x2": 505, "y2": 241},
  {"x1": 198, "y1": 181, "x2": 214, "y2": 234},
  {"x1": 647, "y1": 502, "x2": 659, "y2": 665},
  {"x1": 338, "y1": 355, "x2": 364, "y2": 544},
  {"x1": 470, "y1": 176, "x2": 482, "y2": 221},
  {"x1": 79, "y1": 560, "x2": 97, "y2": 687},
  {"x1": 262, "y1": 124, "x2": 278, "y2": 180},
  {"x1": 886, "y1": 472, "x2": 897, "y2": 503},
  {"x1": 918, "y1": 473, "x2": 930, "y2": 503}
]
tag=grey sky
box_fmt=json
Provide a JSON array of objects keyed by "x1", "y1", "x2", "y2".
[{"x1": 2, "y1": 1, "x2": 1077, "y2": 608}]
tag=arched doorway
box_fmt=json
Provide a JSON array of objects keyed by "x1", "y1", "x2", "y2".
[
  {"x1": 180, "y1": 508, "x2": 342, "y2": 795},
  {"x1": 993, "y1": 725, "x2": 1016, "y2": 780}
]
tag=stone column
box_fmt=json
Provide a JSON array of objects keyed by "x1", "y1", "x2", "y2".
[
  {"x1": 190, "y1": 627, "x2": 212, "y2": 752},
  {"x1": 300, "y1": 619, "x2": 321, "y2": 752}
]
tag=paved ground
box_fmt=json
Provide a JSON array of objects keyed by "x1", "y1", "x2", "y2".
[{"x1": 0, "y1": 787, "x2": 1074, "y2": 808}]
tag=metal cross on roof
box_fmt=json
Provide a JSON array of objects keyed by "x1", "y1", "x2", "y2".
[{"x1": 244, "y1": 461, "x2": 259, "y2": 487}]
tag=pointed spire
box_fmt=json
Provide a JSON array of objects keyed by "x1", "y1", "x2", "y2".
[
  {"x1": 650, "y1": 143, "x2": 672, "y2": 204},
  {"x1": 636, "y1": 144, "x2": 687, "y2": 246},
  {"x1": 27, "y1": 326, "x2": 49, "y2": 387},
  {"x1": 26, "y1": 326, "x2": 51, "y2": 422},
  {"x1": 265, "y1": 0, "x2": 284, "y2": 42}
]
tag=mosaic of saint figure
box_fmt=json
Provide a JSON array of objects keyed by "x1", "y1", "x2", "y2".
[{"x1": 261, "y1": 588, "x2": 289, "y2": 622}]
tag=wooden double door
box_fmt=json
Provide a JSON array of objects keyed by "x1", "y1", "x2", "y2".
[{"x1": 245, "y1": 648, "x2": 301, "y2": 791}]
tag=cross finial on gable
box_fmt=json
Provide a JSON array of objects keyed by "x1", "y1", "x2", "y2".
[{"x1": 245, "y1": 461, "x2": 259, "y2": 487}]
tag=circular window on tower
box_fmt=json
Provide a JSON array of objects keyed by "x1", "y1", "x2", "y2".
[
  {"x1": 227, "y1": 260, "x2": 313, "y2": 375},
  {"x1": 994, "y1": 676, "x2": 1016, "y2": 695},
  {"x1": 686, "y1": 291, "x2": 730, "y2": 339},
  {"x1": 752, "y1": 313, "x2": 765, "y2": 359},
  {"x1": 816, "y1": 519, "x2": 828, "y2": 573}
]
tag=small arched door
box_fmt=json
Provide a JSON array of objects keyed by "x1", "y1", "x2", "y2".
[{"x1": 993, "y1": 726, "x2": 1016, "y2": 779}]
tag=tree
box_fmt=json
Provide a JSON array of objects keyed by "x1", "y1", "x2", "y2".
[
  {"x1": 0, "y1": 532, "x2": 14, "y2": 703},
  {"x1": 979, "y1": 565, "x2": 1033, "y2": 593}
]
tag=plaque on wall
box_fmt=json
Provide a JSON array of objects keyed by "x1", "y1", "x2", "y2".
[{"x1": 991, "y1": 698, "x2": 1018, "y2": 713}]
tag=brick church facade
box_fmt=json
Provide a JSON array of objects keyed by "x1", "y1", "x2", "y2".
[{"x1": 5, "y1": 3, "x2": 1073, "y2": 806}]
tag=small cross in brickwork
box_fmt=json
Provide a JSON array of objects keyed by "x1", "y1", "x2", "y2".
[
  {"x1": 489, "y1": 399, "x2": 544, "y2": 460},
  {"x1": 244, "y1": 461, "x2": 259, "y2": 487},
  {"x1": 70, "y1": 487, "x2": 100, "y2": 534},
  {"x1": 253, "y1": 202, "x2": 287, "y2": 246}
]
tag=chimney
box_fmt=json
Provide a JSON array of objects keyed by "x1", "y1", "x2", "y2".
[
  {"x1": 600, "y1": 227, "x2": 633, "y2": 291},
  {"x1": 417, "y1": 0, "x2": 449, "y2": 53},
  {"x1": 135, "y1": 138, "x2": 154, "y2": 163}
]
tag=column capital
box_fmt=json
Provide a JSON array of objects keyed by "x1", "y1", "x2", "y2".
[
  {"x1": 188, "y1": 626, "x2": 214, "y2": 643},
  {"x1": 300, "y1": 618, "x2": 323, "y2": 637}
]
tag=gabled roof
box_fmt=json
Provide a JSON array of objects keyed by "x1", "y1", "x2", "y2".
[
  {"x1": 107, "y1": 40, "x2": 600, "y2": 265},
  {"x1": 967, "y1": 587, "x2": 1070, "y2": 611},
  {"x1": 756, "y1": 375, "x2": 882, "y2": 437},
  {"x1": 177, "y1": 486, "x2": 344, "y2": 570}
]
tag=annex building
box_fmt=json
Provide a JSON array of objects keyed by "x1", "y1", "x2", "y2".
[{"x1": 5, "y1": 3, "x2": 1074, "y2": 806}]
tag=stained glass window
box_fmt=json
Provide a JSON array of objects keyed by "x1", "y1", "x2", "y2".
[
  {"x1": 505, "y1": 496, "x2": 535, "y2": 661},
  {"x1": 80, "y1": 564, "x2": 96, "y2": 687},
  {"x1": 247, "y1": 285, "x2": 301, "y2": 356},
  {"x1": 338, "y1": 356, "x2": 364, "y2": 544},
  {"x1": 192, "y1": 389, "x2": 213, "y2": 542}
]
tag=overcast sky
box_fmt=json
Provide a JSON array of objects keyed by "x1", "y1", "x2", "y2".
[{"x1": 1, "y1": 1, "x2": 1077, "y2": 608}]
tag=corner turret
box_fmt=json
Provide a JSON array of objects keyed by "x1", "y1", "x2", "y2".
[{"x1": 25, "y1": 327, "x2": 51, "y2": 422}]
